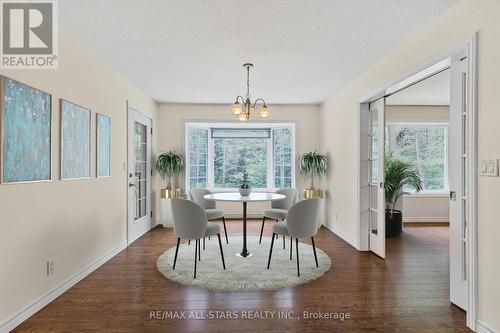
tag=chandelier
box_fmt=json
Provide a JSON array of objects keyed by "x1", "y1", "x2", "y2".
[{"x1": 230, "y1": 63, "x2": 270, "y2": 121}]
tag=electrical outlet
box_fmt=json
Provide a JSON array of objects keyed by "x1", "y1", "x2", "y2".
[{"x1": 46, "y1": 259, "x2": 55, "y2": 276}]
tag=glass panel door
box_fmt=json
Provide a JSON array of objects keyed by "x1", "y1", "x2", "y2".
[
  {"x1": 127, "y1": 106, "x2": 152, "y2": 244},
  {"x1": 134, "y1": 122, "x2": 147, "y2": 220},
  {"x1": 368, "y1": 98, "x2": 386, "y2": 258}
]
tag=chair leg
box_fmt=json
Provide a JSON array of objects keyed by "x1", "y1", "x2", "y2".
[
  {"x1": 283, "y1": 235, "x2": 285, "y2": 249},
  {"x1": 217, "y1": 233, "x2": 226, "y2": 269},
  {"x1": 311, "y1": 237, "x2": 319, "y2": 268},
  {"x1": 188, "y1": 239, "x2": 190, "y2": 245},
  {"x1": 267, "y1": 233, "x2": 276, "y2": 269},
  {"x1": 203, "y1": 237, "x2": 205, "y2": 250},
  {"x1": 194, "y1": 239, "x2": 198, "y2": 279},
  {"x1": 259, "y1": 216, "x2": 266, "y2": 244},
  {"x1": 198, "y1": 238, "x2": 201, "y2": 261},
  {"x1": 296, "y1": 238, "x2": 300, "y2": 277},
  {"x1": 290, "y1": 237, "x2": 293, "y2": 260},
  {"x1": 222, "y1": 217, "x2": 228, "y2": 244},
  {"x1": 173, "y1": 238, "x2": 180, "y2": 270}
]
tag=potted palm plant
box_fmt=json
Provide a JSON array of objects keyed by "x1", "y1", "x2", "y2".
[
  {"x1": 156, "y1": 150, "x2": 184, "y2": 199},
  {"x1": 384, "y1": 152, "x2": 423, "y2": 237},
  {"x1": 299, "y1": 151, "x2": 327, "y2": 198}
]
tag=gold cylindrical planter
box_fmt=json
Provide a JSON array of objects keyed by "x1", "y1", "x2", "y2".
[
  {"x1": 161, "y1": 188, "x2": 181, "y2": 199},
  {"x1": 303, "y1": 188, "x2": 324, "y2": 199}
]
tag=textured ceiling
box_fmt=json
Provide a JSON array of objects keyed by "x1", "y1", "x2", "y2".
[{"x1": 59, "y1": 0, "x2": 458, "y2": 104}]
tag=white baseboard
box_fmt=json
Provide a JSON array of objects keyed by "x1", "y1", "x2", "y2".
[
  {"x1": 0, "y1": 241, "x2": 127, "y2": 333},
  {"x1": 323, "y1": 223, "x2": 359, "y2": 250},
  {"x1": 403, "y1": 216, "x2": 449, "y2": 223},
  {"x1": 477, "y1": 320, "x2": 498, "y2": 333},
  {"x1": 127, "y1": 225, "x2": 153, "y2": 246}
]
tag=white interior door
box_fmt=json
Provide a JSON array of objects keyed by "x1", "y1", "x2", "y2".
[
  {"x1": 127, "y1": 106, "x2": 152, "y2": 244},
  {"x1": 449, "y1": 51, "x2": 468, "y2": 310},
  {"x1": 368, "y1": 98, "x2": 386, "y2": 258}
]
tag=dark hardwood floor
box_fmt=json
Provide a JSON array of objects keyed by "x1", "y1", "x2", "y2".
[{"x1": 14, "y1": 222, "x2": 470, "y2": 332}]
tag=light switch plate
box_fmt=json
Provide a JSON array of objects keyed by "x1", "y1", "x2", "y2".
[{"x1": 480, "y1": 159, "x2": 499, "y2": 177}]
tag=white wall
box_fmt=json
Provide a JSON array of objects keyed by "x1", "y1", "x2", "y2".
[
  {"x1": 320, "y1": 0, "x2": 500, "y2": 330},
  {"x1": 156, "y1": 103, "x2": 320, "y2": 218},
  {"x1": 0, "y1": 30, "x2": 157, "y2": 328},
  {"x1": 403, "y1": 195, "x2": 449, "y2": 223},
  {"x1": 386, "y1": 105, "x2": 449, "y2": 123}
]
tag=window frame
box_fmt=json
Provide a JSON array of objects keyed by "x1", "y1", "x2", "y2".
[
  {"x1": 185, "y1": 122, "x2": 295, "y2": 192},
  {"x1": 386, "y1": 122, "x2": 449, "y2": 195}
]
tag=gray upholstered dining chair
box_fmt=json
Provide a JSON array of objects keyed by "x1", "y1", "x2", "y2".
[
  {"x1": 171, "y1": 198, "x2": 226, "y2": 279},
  {"x1": 259, "y1": 188, "x2": 298, "y2": 244},
  {"x1": 190, "y1": 188, "x2": 228, "y2": 244},
  {"x1": 266, "y1": 198, "x2": 321, "y2": 277}
]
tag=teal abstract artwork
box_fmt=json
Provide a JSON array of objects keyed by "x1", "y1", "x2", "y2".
[
  {"x1": 2, "y1": 77, "x2": 52, "y2": 183},
  {"x1": 61, "y1": 99, "x2": 91, "y2": 180},
  {"x1": 97, "y1": 113, "x2": 111, "y2": 177}
]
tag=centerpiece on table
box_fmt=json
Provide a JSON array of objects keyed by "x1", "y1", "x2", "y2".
[{"x1": 238, "y1": 172, "x2": 252, "y2": 196}]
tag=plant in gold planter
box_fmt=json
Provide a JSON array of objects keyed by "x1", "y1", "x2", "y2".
[
  {"x1": 299, "y1": 151, "x2": 327, "y2": 198},
  {"x1": 156, "y1": 150, "x2": 184, "y2": 198}
]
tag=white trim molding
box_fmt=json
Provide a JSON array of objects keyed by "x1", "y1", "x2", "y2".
[
  {"x1": 403, "y1": 217, "x2": 449, "y2": 223},
  {"x1": 0, "y1": 241, "x2": 127, "y2": 333},
  {"x1": 477, "y1": 320, "x2": 498, "y2": 333}
]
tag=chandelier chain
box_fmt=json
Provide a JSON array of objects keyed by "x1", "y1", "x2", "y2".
[{"x1": 246, "y1": 65, "x2": 251, "y2": 98}]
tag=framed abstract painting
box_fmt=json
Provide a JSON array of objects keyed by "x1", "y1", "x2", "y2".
[
  {"x1": 1, "y1": 76, "x2": 52, "y2": 184},
  {"x1": 60, "y1": 99, "x2": 91, "y2": 180},
  {"x1": 96, "y1": 113, "x2": 111, "y2": 177}
]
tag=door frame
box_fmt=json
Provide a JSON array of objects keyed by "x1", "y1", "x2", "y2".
[
  {"x1": 126, "y1": 100, "x2": 156, "y2": 246},
  {"x1": 356, "y1": 34, "x2": 477, "y2": 330}
]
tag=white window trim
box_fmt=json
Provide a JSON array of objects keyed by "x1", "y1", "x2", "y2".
[
  {"x1": 387, "y1": 122, "x2": 449, "y2": 194},
  {"x1": 185, "y1": 122, "x2": 296, "y2": 192}
]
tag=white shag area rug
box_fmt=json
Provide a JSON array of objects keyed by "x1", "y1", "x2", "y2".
[{"x1": 156, "y1": 236, "x2": 331, "y2": 292}]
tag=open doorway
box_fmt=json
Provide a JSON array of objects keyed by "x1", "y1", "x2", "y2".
[{"x1": 357, "y1": 38, "x2": 477, "y2": 330}]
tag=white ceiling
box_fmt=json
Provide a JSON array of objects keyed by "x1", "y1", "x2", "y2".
[
  {"x1": 59, "y1": 0, "x2": 458, "y2": 104},
  {"x1": 386, "y1": 68, "x2": 450, "y2": 105}
]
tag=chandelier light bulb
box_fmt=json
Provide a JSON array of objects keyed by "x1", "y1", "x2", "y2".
[
  {"x1": 231, "y1": 102, "x2": 242, "y2": 115},
  {"x1": 259, "y1": 105, "x2": 270, "y2": 118},
  {"x1": 238, "y1": 113, "x2": 248, "y2": 121}
]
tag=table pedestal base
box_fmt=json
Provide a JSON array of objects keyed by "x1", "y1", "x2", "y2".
[{"x1": 236, "y1": 202, "x2": 253, "y2": 258}]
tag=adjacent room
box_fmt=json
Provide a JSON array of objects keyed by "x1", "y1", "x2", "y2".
[{"x1": 1, "y1": 1, "x2": 499, "y2": 332}]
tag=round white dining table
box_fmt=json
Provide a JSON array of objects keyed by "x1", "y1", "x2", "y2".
[{"x1": 204, "y1": 192, "x2": 286, "y2": 258}]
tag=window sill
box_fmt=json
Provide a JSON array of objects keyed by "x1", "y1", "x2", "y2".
[{"x1": 403, "y1": 192, "x2": 449, "y2": 198}]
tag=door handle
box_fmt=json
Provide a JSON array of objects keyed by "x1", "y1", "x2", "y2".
[
  {"x1": 129, "y1": 182, "x2": 136, "y2": 188},
  {"x1": 449, "y1": 191, "x2": 456, "y2": 201}
]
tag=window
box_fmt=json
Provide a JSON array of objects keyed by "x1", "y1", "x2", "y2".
[
  {"x1": 387, "y1": 124, "x2": 448, "y2": 193},
  {"x1": 187, "y1": 127, "x2": 208, "y2": 188},
  {"x1": 273, "y1": 127, "x2": 293, "y2": 188},
  {"x1": 186, "y1": 123, "x2": 295, "y2": 190}
]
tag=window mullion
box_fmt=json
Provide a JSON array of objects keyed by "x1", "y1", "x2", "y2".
[
  {"x1": 207, "y1": 131, "x2": 214, "y2": 191},
  {"x1": 267, "y1": 134, "x2": 273, "y2": 191}
]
